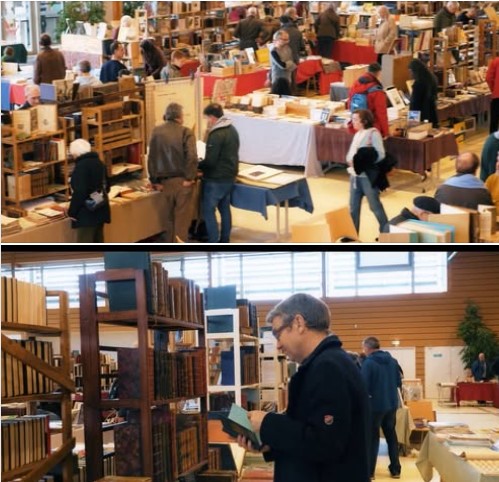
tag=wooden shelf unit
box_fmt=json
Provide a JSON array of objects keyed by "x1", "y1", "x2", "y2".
[
  {"x1": 1, "y1": 289, "x2": 75, "y2": 482},
  {"x1": 1, "y1": 125, "x2": 69, "y2": 212},
  {"x1": 478, "y1": 18, "x2": 498, "y2": 66},
  {"x1": 81, "y1": 99, "x2": 145, "y2": 178},
  {"x1": 79, "y1": 267, "x2": 208, "y2": 482}
]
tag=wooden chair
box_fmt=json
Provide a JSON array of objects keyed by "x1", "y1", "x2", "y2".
[{"x1": 406, "y1": 400, "x2": 436, "y2": 447}]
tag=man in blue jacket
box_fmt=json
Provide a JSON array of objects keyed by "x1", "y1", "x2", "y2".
[
  {"x1": 239, "y1": 293, "x2": 371, "y2": 482},
  {"x1": 361, "y1": 336, "x2": 402, "y2": 479}
]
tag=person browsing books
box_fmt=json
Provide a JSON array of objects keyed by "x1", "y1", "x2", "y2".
[
  {"x1": 198, "y1": 103, "x2": 240, "y2": 243},
  {"x1": 19, "y1": 84, "x2": 41, "y2": 110},
  {"x1": 237, "y1": 293, "x2": 371, "y2": 482}
]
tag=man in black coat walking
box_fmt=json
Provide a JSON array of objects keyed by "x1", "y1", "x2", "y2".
[{"x1": 238, "y1": 293, "x2": 371, "y2": 482}]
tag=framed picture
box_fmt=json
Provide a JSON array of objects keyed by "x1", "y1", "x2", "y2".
[
  {"x1": 407, "y1": 110, "x2": 421, "y2": 123},
  {"x1": 386, "y1": 87, "x2": 405, "y2": 110}
]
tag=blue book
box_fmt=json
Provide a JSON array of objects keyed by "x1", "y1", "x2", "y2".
[
  {"x1": 204, "y1": 285, "x2": 237, "y2": 310},
  {"x1": 402, "y1": 220, "x2": 456, "y2": 243}
]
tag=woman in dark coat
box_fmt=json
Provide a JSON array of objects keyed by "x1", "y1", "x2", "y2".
[
  {"x1": 140, "y1": 39, "x2": 166, "y2": 79},
  {"x1": 67, "y1": 139, "x2": 110, "y2": 243},
  {"x1": 408, "y1": 58, "x2": 439, "y2": 127}
]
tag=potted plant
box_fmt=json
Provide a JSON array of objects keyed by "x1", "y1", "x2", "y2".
[
  {"x1": 456, "y1": 301, "x2": 499, "y2": 371},
  {"x1": 55, "y1": 1, "x2": 106, "y2": 42}
]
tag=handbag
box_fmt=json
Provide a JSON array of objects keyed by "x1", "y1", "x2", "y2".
[{"x1": 84, "y1": 174, "x2": 107, "y2": 212}]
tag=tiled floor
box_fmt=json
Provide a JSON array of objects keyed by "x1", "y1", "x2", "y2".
[{"x1": 241, "y1": 403, "x2": 499, "y2": 481}]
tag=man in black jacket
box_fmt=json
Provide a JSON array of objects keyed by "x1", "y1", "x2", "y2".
[
  {"x1": 239, "y1": 293, "x2": 371, "y2": 482},
  {"x1": 198, "y1": 103, "x2": 240, "y2": 243}
]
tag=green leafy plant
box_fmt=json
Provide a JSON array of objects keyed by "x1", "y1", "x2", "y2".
[
  {"x1": 456, "y1": 301, "x2": 499, "y2": 369},
  {"x1": 123, "y1": 1, "x2": 145, "y2": 18},
  {"x1": 55, "y1": 2, "x2": 106, "y2": 42}
]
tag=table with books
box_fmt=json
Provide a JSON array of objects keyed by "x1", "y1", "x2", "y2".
[
  {"x1": 437, "y1": 93, "x2": 492, "y2": 124},
  {"x1": 455, "y1": 382, "x2": 499, "y2": 408},
  {"x1": 416, "y1": 426, "x2": 499, "y2": 482},
  {"x1": 2, "y1": 191, "x2": 169, "y2": 244},
  {"x1": 330, "y1": 40, "x2": 377, "y2": 65},
  {"x1": 224, "y1": 111, "x2": 322, "y2": 177},
  {"x1": 201, "y1": 69, "x2": 269, "y2": 98},
  {"x1": 314, "y1": 125, "x2": 459, "y2": 176},
  {"x1": 296, "y1": 58, "x2": 343, "y2": 95},
  {"x1": 231, "y1": 164, "x2": 314, "y2": 240}
]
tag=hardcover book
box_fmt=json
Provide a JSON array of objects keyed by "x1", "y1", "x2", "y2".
[{"x1": 221, "y1": 404, "x2": 262, "y2": 450}]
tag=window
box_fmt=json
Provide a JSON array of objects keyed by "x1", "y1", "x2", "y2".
[
  {"x1": 325, "y1": 252, "x2": 447, "y2": 297},
  {"x1": 2, "y1": 251, "x2": 448, "y2": 308}
]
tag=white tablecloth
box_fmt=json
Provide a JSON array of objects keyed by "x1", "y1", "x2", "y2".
[{"x1": 225, "y1": 111, "x2": 323, "y2": 177}]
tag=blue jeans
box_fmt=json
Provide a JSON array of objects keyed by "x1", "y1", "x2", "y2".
[
  {"x1": 201, "y1": 180, "x2": 234, "y2": 243},
  {"x1": 349, "y1": 175, "x2": 388, "y2": 233}
]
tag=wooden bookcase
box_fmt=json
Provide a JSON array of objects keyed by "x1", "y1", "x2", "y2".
[
  {"x1": 1, "y1": 123, "x2": 69, "y2": 214},
  {"x1": 80, "y1": 99, "x2": 145, "y2": 178},
  {"x1": 79, "y1": 267, "x2": 208, "y2": 482},
  {"x1": 478, "y1": 18, "x2": 498, "y2": 66},
  {"x1": 1, "y1": 288, "x2": 75, "y2": 482}
]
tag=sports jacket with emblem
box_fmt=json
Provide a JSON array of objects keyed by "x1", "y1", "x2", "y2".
[{"x1": 260, "y1": 335, "x2": 371, "y2": 482}]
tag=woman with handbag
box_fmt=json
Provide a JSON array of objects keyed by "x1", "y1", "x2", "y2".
[
  {"x1": 67, "y1": 139, "x2": 111, "y2": 243},
  {"x1": 346, "y1": 109, "x2": 388, "y2": 236}
]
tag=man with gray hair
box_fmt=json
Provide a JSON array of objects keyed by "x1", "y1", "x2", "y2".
[
  {"x1": 238, "y1": 293, "x2": 370, "y2": 482},
  {"x1": 234, "y1": 6, "x2": 265, "y2": 50},
  {"x1": 147, "y1": 102, "x2": 198, "y2": 242},
  {"x1": 20, "y1": 84, "x2": 41, "y2": 110},
  {"x1": 435, "y1": 152, "x2": 494, "y2": 209},
  {"x1": 434, "y1": 1, "x2": 458, "y2": 33},
  {"x1": 361, "y1": 336, "x2": 401, "y2": 479}
]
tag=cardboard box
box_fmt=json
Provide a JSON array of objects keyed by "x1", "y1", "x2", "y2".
[
  {"x1": 343, "y1": 64, "x2": 368, "y2": 87},
  {"x1": 210, "y1": 66, "x2": 235, "y2": 77}
]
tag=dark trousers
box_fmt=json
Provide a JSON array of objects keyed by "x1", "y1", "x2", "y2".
[
  {"x1": 76, "y1": 225, "x2": 104, "y2": 243},
  {"x1": 317, "y1": 36, "x2": 334, "y2": 59},
  {"x1": 490, "y1": 98, "x2": 499, "y2": 134},
  {"x1": 369, "y1": 409, "x2": 401, "y2": 477}
]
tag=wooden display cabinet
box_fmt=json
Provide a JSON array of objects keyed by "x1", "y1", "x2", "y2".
[
  {"x1": 81, "y1": 99, "x2": 145, "y2": 178},
  {"x1": 1, "y1": 122, "x2": 69, "y2": 213},
  {"x1": 478, "y1": 18, "x2": 498, "y2": 66},
  {"x1": 1, "y1": 288, "x2": 75, "y2": 482},
  {"x1": 79, "y1": 267, "x2": 208, "y2": 482}
]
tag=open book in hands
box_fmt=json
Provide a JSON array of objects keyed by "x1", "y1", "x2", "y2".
[{"x1": 221, "y1": 403, "x2": 263, "y2": 450}]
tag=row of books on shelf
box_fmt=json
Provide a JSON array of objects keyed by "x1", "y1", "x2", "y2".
[
  {"x1": 379, "y1": 204, "x2": 497, "y2": 243},
  {"x1": 1, "y1": 414, "x2": 51, "y2": 473},
  {"x1": 116, "y1": 347, "x2": 207, "y2": 401},
  {"x1": 1, "y1": 276, "x2": 47, "y2": 325},
  {"x1": 5, "y1": 171, "x2": 52, "y2": 201},
  {"x1": 151, "y1": 262, "x2": 205, "y2": 324},
  {"x1": 114, "y1": 409, "x2": 206, "y2": 481},
  {"x1": 220, "y1": 346, "x2": 259, "y2": 386},
  {"x1": 2, "y1": 338, "x2": 56, "y2": 398},
  {"x1": 209, "y1": 393, "x2": 259, "y2": 412},
  {"x1": 11, "y1": 105, "x2": 59, "y2": 138}
]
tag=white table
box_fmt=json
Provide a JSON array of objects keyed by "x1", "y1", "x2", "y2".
[{"x1": 225, "y1": 111, "x2": 323, "y2": 177}]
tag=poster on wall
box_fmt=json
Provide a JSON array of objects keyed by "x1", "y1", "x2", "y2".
[{"x1": 144, "y1": 77, "x2": 203, "y2": 143}]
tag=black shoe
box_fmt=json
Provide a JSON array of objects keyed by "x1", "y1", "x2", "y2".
[{"x1": 390, "y1": 473, "x2": 401, "y2": 479}]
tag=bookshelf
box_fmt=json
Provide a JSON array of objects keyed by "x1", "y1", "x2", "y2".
[
  {"x1": 1, "y1": 114, "x2": 69, "y2": 214},
  {"x1": 79, "y1": 265, "x2": 208, "y2": 482},
  {"x1": 205, "y1": 308, "x2": 260, "y2": 412},
  {"x1": 478, "y1": 18, "x2": 498, "y2": 67},
  {"x1": 1, "y1": 283, "x2": 75, "y2": 482},
  {"x1": 80, "y1": 99, "x2": 145, "y2": 179}
]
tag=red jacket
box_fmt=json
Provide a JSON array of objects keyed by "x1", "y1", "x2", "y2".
[
  {"x1": 486, "y1": 57, "x2": 499, "y2": 99},
  {"x1": 347, "y1": 73, "x2": 389, "y2": 137}
]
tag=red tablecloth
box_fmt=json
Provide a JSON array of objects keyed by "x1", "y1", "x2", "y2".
[
  {"x1": 318, "y1": 71, "x2": 342, "y2": 95},
  {"x1": 201, "y1": 69, "x2": 268, "y2": 98},
  {"x1": 331, "y1": 41, "x2": 377, "y2": 65},
  {"x1": 455, "y1": 382, "x2": 499, "y2": 407},
  {"x1": 10, "y1": 83, "x2": 26, "y2": 105},
  {"x1": 296, "y1": 58, "x2": 323, "y2": 84}
]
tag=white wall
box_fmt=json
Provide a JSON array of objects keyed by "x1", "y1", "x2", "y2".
[
  {"x1": 424, "y1": 346, "x2": 465, "y2": 399},
  {"x1": 385, "y1": 347, "x2": 416, "y2": 379}
]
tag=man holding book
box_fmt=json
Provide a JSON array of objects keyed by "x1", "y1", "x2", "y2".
[{"x1": 238, "y1": 293, "x2": 371, "y2": 482}]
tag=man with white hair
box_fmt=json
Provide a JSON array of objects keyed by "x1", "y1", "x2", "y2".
[
  {"x1": 374, "y1": 6, "x2": 397, "y2": 64},
  {"x1": 434, "y1": 1, "x2": 458, "y2": 33},
  {"x1": 20, "y1": 84, "x2": 41, "y2": 110},
  {"x1": 67, "y1": 139, "x2": 110, "y2": 243},
  {"x1": 234, "y1": 6, "x2": 265, "y2": 50}
]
